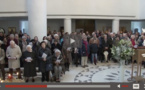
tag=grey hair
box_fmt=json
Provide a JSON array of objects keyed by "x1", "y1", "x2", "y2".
[{"x1": 55, "y1": 49, "x2": 61, "y2": 54}]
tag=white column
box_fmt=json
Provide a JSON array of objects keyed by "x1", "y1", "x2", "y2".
[
  {"x1": 64, "y1": 18, "x2": 72, "y2": 34},
  {"x1": 112, "y1": 19, "x2": 120, "y2": 33},
  {"x1": 27, "y1": 0, "x2": 47, "y2": 41}
]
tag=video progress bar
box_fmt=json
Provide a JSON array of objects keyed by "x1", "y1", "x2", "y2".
[
  {"x1": 47, "y1": 85, "x2": 110, "y2": 88},
  {"x1": 5, "y1": 85, "x2": 111, "y2": 88}
]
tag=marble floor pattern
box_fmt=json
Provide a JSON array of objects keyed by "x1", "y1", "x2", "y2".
[
  {"x1": 61, "y1": 62, "x2": 145, "y2": 83},
  {"x1": 3, "y1": 61, "x2": 145, "y2": 83}
]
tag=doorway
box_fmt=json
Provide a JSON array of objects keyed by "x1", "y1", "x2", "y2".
[{"x1": 75, "y1": 19, "x2": 95, "y2": 34}]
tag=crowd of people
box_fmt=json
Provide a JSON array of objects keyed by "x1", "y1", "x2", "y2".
[{"x1": 0, "y1": 29, "x2": 144, "y2": 82}]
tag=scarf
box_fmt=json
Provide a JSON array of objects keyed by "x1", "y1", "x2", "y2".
[
  {"x1": 83, "y1": 40, "x2": 88, "y2": 56},
  {"x1": 131, "y1": 39, "x2": 135, "y2": 46}
]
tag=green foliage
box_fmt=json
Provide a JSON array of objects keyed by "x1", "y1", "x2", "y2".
[{"x1": 111, "y1": 39, "x2": 135, "y2": 61}]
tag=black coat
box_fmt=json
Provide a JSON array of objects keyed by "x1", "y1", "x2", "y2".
[
  {"x1": 38, "y1": 48, "x2": 52, "y2": 72},
  {"x1": 90, "y1": 44, "x2": 98, "y2": 53},
  {"x1": 22, "y1": 51, "x2": 37, "y2": 77},
  {"x1": 139, "y1": 38, "x2": 143, "y2": 46},
  {"x1": 81, "y1": 41, "x2": 90, "y2": 56},
  {"x1": 33, "y1": 41, "x2": 40, "y2": 54},
  {"x1": 51, "y1": 43, "x2": 62, "y2": 54},
  {"x1": 102, "y1": 39, "x2": 110, "y2": 51},
  {"x1": 0, "y1": 36, "x2": 4, "y2": 41},
  {"x1": 32, "y1": 41, "x2": 40, "y2": 67}
]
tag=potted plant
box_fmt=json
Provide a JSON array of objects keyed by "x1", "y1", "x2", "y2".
[{"x1": 111, "y1": 39, "x2": 135, "y2": 82}]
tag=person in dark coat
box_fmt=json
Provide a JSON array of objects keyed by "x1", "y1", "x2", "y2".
[
  {"x1": 22, "y1": 45, "x2": 36, "y2": 82},
  {"x1": 19, "y1": 36, "x2": 27, "y2": 67},
  {"x1": 52, "y1": 49, "x2": 65, "y2": 82},
  {"x1": 138, "y1": 35, "x2": 145, "y2": 46},
  {"x1": 98, "y1": 34, "x2": 104, "y2": 62},
  {"x1": 38, "y1": 41, "x2": 52, "y2": 82},
  {"x1": 51, "y1": 40, "x2": 62, "y2": 54},
  {"x1": 81, "y1": 36, "x2": 90, "y2": 68},
  {"x1": 107, "y1": 33, "x2": 115, "y2": 61},
  {"x1": 90, "y1": 40, "x2": 98, "y2": 65},
  {"x1": 32, "y1": 36, "x2": 40, "y2": 68},
  {"x1": 0, "y1": 30, "x2": 4, "y2": 41},
  {"x1": 102, "y1": 34, "x2": 110, "y2": 62}
]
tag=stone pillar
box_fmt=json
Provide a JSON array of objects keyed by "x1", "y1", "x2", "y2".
[
  {"x1": 112, "y1": 19, "x2": 120, "y2": 33},
  {"x1": 64, "y1": 18, "x2": 72, "y2": 34},
  {"x1": 27, "y1": 0, "x2": 47, "y2": 41}
]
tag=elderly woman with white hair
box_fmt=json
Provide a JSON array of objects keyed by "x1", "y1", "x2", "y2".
[
  {"x1": 130, "y1": 34, "x2": 137, "y2": 47},
  {"x1": 22, "y1": 45, "x2": 36, "y2": 82},
  {"x1": 52, "y1": 49, "x2": 64, "y2": 82},
  {"x1": 6, "y1": 40, "x2": 22, "y2": 79},
  {"x1": 52, "y1": 34, "x2": 60, "y2": 44}
]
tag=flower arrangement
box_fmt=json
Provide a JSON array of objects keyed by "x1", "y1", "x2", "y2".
[{"x1": 111, "y1": 39, "x2": 135, "y2": 61}]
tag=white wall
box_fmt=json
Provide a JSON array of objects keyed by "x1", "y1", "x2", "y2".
[
  {"x1": 0, "y1": 0, "x2": 145, "y2": 19},
  {"x1": 138, "y1": 0, "x2": 145, "y2": 19},
  {"x1": 47, "y1": 0, "x2": 137, "y2": 16},
  {"x1": 0, "y1": 0, "x2": 26, "y2": 12}
]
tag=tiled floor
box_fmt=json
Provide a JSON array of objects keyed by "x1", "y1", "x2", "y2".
[
  {"x1": 61, "y1": 62, "x2": 145, "y2": 83},
  {"x1": 3, "y1": 61, "x2": 145, "y2": 83}
]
